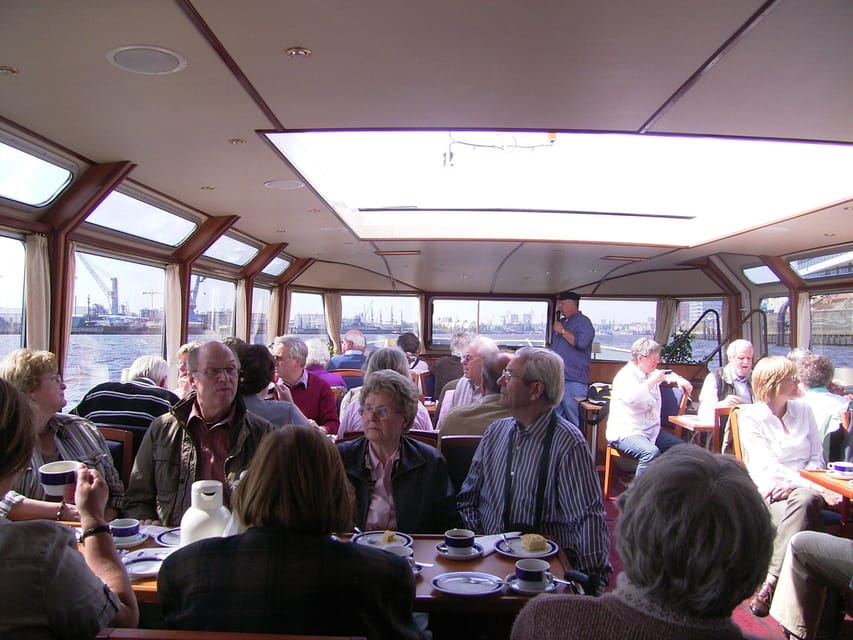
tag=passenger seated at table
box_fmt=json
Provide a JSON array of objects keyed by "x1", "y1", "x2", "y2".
[
  {"x1": 796, "y1": 353, "x2": 851, "y2": 462},
  {"x1": 737, "y1": 356, "x2": 837, "y2": 619},
  {"x1": 511, "y1": 445, "x2": 774, "y2": 640},
  {"x1": 337, "y1": 347, "x2": 434, "y2": 438},
  {"x1": 158, "y1": 425, "x2": 424, "y2": 640},
  {"x1": 0, "y1": 348, "x2": 124, "y2": 521},
  {"x1": 304, "y1": 338, "x2": 347, "y2": 389},
  {"x1": 606, "y1": 338, "x2": 691, "y2": 477},
  {"x1": 0, "y1": 378, "x2": 138, "y2": 635},
  {"x1": 232, "y1": 342, "x2": 309, "y2": 428},
  {"x1": 337, "y1": 369, "x2": 459, "y2": 533},
  {"x1": 397, "y1": 332, "x2": 430, "y2": 374}
]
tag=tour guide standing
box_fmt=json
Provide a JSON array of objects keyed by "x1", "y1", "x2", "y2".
[{"x1": 551, "y1": 290, "x2": 595, "y2": 428}]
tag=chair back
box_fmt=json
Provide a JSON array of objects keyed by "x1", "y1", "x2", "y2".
[
  {"x1": 659, "y1": 383, "x2": 687, "y2": 430},
  {"x1": 405, "y1": 431, "x2": 439, "y2": 448},
  {"x1": 728, "y1": 406, "x2": 743, "y2": 461},
  {"x1": 98, "y1": 628, "x2": 366, "y2": 640},
  {"x1": 98, "y1": 427, "x2": 134, "y2": 487},
  {"x1": 329, "y1": 369, "x2": 363, "y2": 391},
  {"x1": 411, "y1": 371, "x2": 436, "y2": 399},
  {"x1": 337, "y1": 430, "x2": 364, "y2": 442},
  {"x1": 440, "y1": 435, "x2": 482, "y2": 493}
]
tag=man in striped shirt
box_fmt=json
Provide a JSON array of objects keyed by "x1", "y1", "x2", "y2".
[{"x1": 457, "y1": 347, "x2": 610, "y2": 589}]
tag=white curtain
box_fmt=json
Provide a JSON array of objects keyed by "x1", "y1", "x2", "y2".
[
  {"x1": 24, "y1": 234, "x2": 50, "y2": 350},
  {"x1": 655, "y1": 298, "x2": 678, "y2": 346},
  {"x1": 235, "y1": 278, "x2": 248, "y2": 340},
  {"x1": 324, "y1": 292, "x2": 342, "y2": 352},
  {"x1": 796, "y1": 291, "x2": 811, "y2": 349},
  {"x1": 416, "y1": 295, "x2": 424, "y2": 350},
  {"x1": 61, "y1": 242, "x2": 77, "y2": 369},
  {"x1": 268, "y1": 287, "x2": 282, "y2": 342},
  {"x1": 165, "y1": 264, "x2": 183, "y2": 386}
]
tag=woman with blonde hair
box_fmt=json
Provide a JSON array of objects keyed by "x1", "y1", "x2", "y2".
[
  {"x1": 159, "y1": 425, "x2": 423, "y2": 639},
  {"x1": 737, "y1": 356, "x2": 834, "y2": 618},
  {"x1": 0, "y1": 348, "x2": 123, "y2": 521}
]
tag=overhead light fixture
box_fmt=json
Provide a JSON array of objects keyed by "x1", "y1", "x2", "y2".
[
  {"x1": 602, "y1": 255, "x2": 646, "y2": 262},
  {"x1": 0, "y1": 65, "x2": 19, "y2": 77},
  {"x1": 285, "y1": 46, "x2": 312, "y2": 58},
  {"x1": 228, "y1": 138, "x2": 245, "y2": 145},
  {"x1": 264, "y1": 179, "x2": 304, "y2": 190},
  {"x1": 375, "y1": 250, "x2": 420, "y2": 256},
  {"x1": 107, "y1": 45, "x2": 187, "y2": 75}
]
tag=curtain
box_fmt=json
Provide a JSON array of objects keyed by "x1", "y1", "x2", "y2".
[
  {"x1": 655, "y1": 298, "x2": 678, "y2": 346},
  {"x1": 268, "y1": 286, "x2": 281, "y2": 343},
  {"x1": 60, "y1": 242, "x2": 76, "y2": 370},
  {"x1": 24, "y1": 234, "x2": 50, "y2": 350},
  {"x1": 165, "y1": 264, "x2": 183, "y2": 386},
  {"x1": 796, "y1": 291, "x2": 811, "y2": 349},
  {"x1": 324, "y1": 292, "x2": 342, "y2": 352},
  {"x1": 234, "y1": 278, "x2": 248, "y2": 340},
  {"x1": 416, "y1": 295, "x2": 424, "y2": 351}
]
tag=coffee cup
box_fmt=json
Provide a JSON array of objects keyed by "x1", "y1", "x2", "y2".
[
  {"x1": 515, "y1": 558, "x2": 551, "y2": 590},
  {"x1": 443, "y1": 528, "x2": 475, "y2": 556},
  {"x1": 828, "y1": 461, "x2": 853, "y2": 475},
  {"x1": 385, "y1": 544, "x2": 416, "y2": 569},
  {"x1": 110, "y1": 518, "x2": 140, "y2": 540},
  {"x1": 38, "y1": 460, "x2": 80, "y2": 497}
]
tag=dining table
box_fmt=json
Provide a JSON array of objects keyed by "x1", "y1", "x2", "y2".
[
  {"x1": 800, "y1": 469, "x2": 853, "y2": 534},
  {"x1": 667, "y1": 414, "x2": 720, "y2": 453}
]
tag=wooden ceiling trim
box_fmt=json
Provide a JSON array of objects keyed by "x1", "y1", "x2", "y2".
[
  {"x1": 240, "y1": 242, "x2": 287, "y2": 279},
  {"x1": 170, "y1": 215, "x2": 239, "y2": 263}
]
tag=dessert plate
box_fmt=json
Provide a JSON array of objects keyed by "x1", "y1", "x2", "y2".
[
  {"x1": 495, "y1": 537, "x2": 559, "y2": 559},
  {"x1": 122, "y1": 548, "x2": 175, "y2": 580},
  {"x1": 432, "y1": 572, "x2": 503, "y2": 596},
  {"x1": 155, "y1": 528, "x2": 181, "y2": 547},
  {"x1": 352, "y1": 530, "x2": 413, "y2": 549}
]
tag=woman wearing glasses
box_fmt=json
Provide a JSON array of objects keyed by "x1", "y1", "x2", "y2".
[
  {"x1": 737, "y1": 356, "x2": 837, "y2": 619},
  {"x1": 337, "y1": 369, "x2": 460, "y2": 534},
  {"x1": 0, "y1": 348, "x2": 124, "y2": 521}
]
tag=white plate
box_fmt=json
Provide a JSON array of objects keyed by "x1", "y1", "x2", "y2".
[
  {"x1": 113, "y1": 531, "x2": 148, "y2": 549},
  {"x1": 156, "y1": 528, "x2": 181, "y2": 547},
  {"x1": 122, "y1": 548, "x2": 175, "y2": 580},
  {"x1": 352, "y1": 531, "x2": 414, "y2": 549},
  {"x1": 432, "y1": 572, "x2": 503, "y2": 596},
  {"x1": 435, "y1": 542, "x2": 483, "y2": 560},
  {"x1": 495, "y1": 537, "x2": 559, "y2": 559},
  {"x1": 505, "y1": 574, "x2": 561, "y2": 595},
  {"x1": 828, "y1": 469, "x2": 853, "y2": 479}
]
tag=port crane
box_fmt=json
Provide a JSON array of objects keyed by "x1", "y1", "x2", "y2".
[{"x1": 78, "y1": 255, "x2": 119, "y2": 315}]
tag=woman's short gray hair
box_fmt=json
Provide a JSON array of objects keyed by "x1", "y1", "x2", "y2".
[
  {"x1": 363, "y1": 347, "x2": 409, "y2": 377},
  {"x1": 361, "y1": 369, "x2": 419, "y2": 428},
  {"x1": 305, "y1": 339, "x2": 331, "y2": 368},
  {"x1": 616, "y1": 445, "x2": 773, "y2": 619},
  {"x1": 630, "y1": 337, "x2": 661, "y2": 362}
]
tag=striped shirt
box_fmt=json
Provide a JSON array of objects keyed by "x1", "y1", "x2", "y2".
[
  {"x1": 8, "y1": 413, "x2": 124, "y2": 511},
  {"x1": 457, "y1": 409, "x2": 610, "y2": 578}
]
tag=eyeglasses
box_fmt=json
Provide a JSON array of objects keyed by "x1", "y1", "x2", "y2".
[
  {"x1": 358, "y1": 406, "x2": 400, "y2": 420},
  {"x1": 194, "y1": 366, "x2": 240, "y2": 379},
  {"x1": 499, "y1": 369, "x2": 539, "y2": 384},
  {"x1": 462, "y1": 353, "x2": 480, "y2": 362}
]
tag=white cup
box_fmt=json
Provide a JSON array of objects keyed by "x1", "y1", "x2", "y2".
[
  {"x1": 443, "y1": 528, "x2": 475, "y2": 556},
  {"x1": 385, "y1": 544, "x2": 416, "y2": 569},
  {"x1": 828, "y1": 461, "x2": 853, "y2": 475},
  {"x1": 515, "y1": 558, "x2": 551, "y2": 591},
  {"x1": 38, "y1": 460, "x2": 80, "y2": 497}
]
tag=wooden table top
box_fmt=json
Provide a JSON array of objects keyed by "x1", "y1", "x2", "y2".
[
  {"x1": 122, "y1": 533, "x2": 570, "y2": 612},
  {"x1": 800, "y1": 469, "x2": 853, "y2": 500}
]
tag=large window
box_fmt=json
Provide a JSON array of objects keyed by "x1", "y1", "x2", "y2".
[
  {"x1": 288, "y1": 291, "x2": 327, "y2": 342},
  {"x1": 0, "y1": 138, "x2": 73, "y2": 207},
  {"x1": 810, "y1": 292, "x2": 853, "y2": 368},
  {"x1": 431, "y1": 298, "x2": 548, "y2": 348},
  {"x1": 761, "y1": 296, "x2": 791, "y2": 359},
  {"x1": 85, "y1": 190, "x2": 197, "y2": 247},
  {"x1": 66, "y1": 252, "x2": 165, "y2": 407},
  {"x1": 342, "y1": 295, "x2": 421, "y2": 350},
  {"x1": 0, "y1": 236, "x2": 25, "y2": 360},
  {"x1": 674, "y1": 299, "x2": 724, "y2": 365},
  {"x1": 190, "y1": 274, "x2": 235, "y2": 340},
  {"x1": 581, "y1": 299, "x2": 656, "y2": 362},
  {"x1": 250, "y1": 287, "x2": 271, "y2": 345}
]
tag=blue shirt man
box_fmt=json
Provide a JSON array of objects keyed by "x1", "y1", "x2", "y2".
[{"x1": 551, "y1": 290, "x2": 595, "y2": 428}]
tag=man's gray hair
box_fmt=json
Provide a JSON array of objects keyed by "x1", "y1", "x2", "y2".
[
  {"x1": 272, "y1": 335, "x2": 308, "y2": 366},
  {"x1": 630, "y1": 337, "x2": 661, "y2": 362},
  {"x1": 128, "y1": 355, "x2": 169, "y2": 384},
  {"x1": 470, "y1": 336, "x2": 500, "y2": 359},
  {"x1": 726, "y1": 339, "x2": 753, "y2": 363},
  {"x1": 515, "y1": 347, "x2": 564, "y2": 407},
  {"x1": 343, "y1": 329, "x2": 366, "y2": 350},
  {"x1": 450, "y1": 332, "x2": 472, "y2": 358}
]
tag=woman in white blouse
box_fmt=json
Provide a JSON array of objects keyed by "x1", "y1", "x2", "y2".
[{"x1": 737, "y1": 356, "x2": 839, "y2": 620}]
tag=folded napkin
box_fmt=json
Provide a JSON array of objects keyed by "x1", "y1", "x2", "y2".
[{"x1": 475, "y1": 531, "x2": 521, "y2": 557}]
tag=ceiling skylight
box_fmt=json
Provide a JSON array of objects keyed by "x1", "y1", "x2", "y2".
[{"x1": 266, "y1": 130, "x2": 853, "y2": 246}]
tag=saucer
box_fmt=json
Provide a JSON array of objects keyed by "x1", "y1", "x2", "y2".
[
  {"x1": 122, "y1": 548, "x2": 175, "y2": 580},
  {"x1": 113, "y1": 531, "x2": 148, "y2": 549},
  {"x1": 155, "y1": 528, "x2": 181, "y2": 547},
  {"x1": 505, "y1": 574, "x2": 561, "y2": 595},
  {"x1": 828, "y1": 469, "x2": 853, "y2": 479},
  {"x1": 435, "y1": 542, "x2": 483, "y2": 560}
]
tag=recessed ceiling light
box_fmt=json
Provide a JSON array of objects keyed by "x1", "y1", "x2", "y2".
[
  {"x1": 107, "y1": 45, "x2": 187, "y2": 75},
  {"x1": 824, "y1": 233, "x2": 836, "y2": 237},
  {"x1": 275, "y1": 228, "x2": 287, "y2": 233},
  {"x1": 285, "y1": 46, "x2": 312, "y2": 58},
  {"x1": 200, "y1": 186, "x2": 214, "y2": 191},
  {"x1": 309, "y1": 208, "x2": 321, "y2": 213},
  {"x1": 0, "y1": 65, "x2": 19, "y2": 77},
  {"x1": 264, "y1": 179, "x2": 304, "y2": 190},
  {"x1": 228, "y1": 138, "x2": 245, "y2": 145}
]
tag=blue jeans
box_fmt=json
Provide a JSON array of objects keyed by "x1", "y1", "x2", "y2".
[
  {"x1": 559, "y1": 381, "x2": 589, "y2": 429},
  {"x1": 615, "y1": 429, "x2": 684, "y2": 477}
]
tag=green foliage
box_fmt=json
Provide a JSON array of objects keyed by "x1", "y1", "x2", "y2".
[{"x1": 660, "y1": 329, "x2": 699, "y2": 364}]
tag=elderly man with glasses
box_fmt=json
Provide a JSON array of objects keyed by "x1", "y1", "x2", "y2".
[
  {"x1": 124, "y1": 341, "x2": 276, "y2": 526},
  {"x1": 457, "y1": 347, "x2": 611, "y2": 590},
  {"x1": 436, "y1": 336, "x2": 500, "y2": 428}
]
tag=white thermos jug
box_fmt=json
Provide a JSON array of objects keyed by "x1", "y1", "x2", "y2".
[{"x1": 180, "y1": 480, "x2": 231, "y2": 546}]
